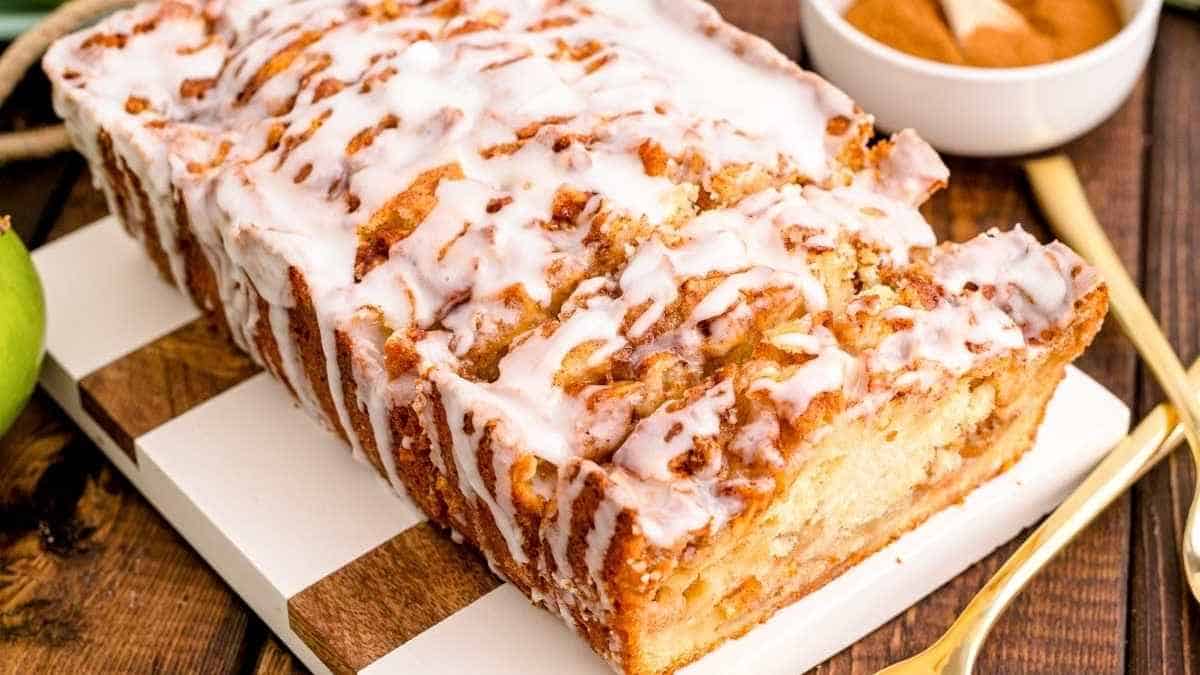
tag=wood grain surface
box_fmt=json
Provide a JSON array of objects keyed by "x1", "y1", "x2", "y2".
[
  {"x1": 1129, "y1": 12, "x2": 1200, "y2": 675},
  {"x1": 79, "y1": 317, "x2": 260, "y2": 460},
  {"x1": 0, "y1": 393, "x2": 255, "y2": 674},
  {"x1": 289, "y1": 523, "x2": 502, "y2": 674},
  {"x1": 0, "y1": 2, "x2": 1197, "y2": 673}
]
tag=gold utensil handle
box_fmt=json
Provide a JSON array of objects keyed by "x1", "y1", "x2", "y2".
[
  {"x1": 1025, "y1": 155, "x2": 1200, "y2": 459},
  {"x1": 1026, "y1": 155, "x2": 1200, "y2": 602},
  {"x1": 905, "y1": 359, "x2": 1200, "y2": 673}
]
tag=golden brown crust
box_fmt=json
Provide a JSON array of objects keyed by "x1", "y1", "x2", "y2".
[
  {"x1": 253, "y1": 292, "x2": 295, "y2": 398},
  {"x1": 389, "y1": 402, "x2": 450, "y2": 523},
  {"x1": 336, "y1": 328, "x2": 387, "y2": 477},
  {"x1": 287, "y1": 269, "x2": 349, "y2": 442},
  {"x1": 172, "y1": 187, "x2": 223, "y2": 314}
]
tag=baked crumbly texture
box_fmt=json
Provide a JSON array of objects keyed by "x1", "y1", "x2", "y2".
[{"x1": 44, "y1": 1, "x2": 1107, "y2": 673}]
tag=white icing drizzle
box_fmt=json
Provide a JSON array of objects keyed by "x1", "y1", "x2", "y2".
[
  {"x1": 43, "y1": 0, "x2": 1104, "y2": 649},
  {"x1": 873, "y1": 295, "x2": 1025, "y2": 376},
  {"x1": 345, "y1": 315, "x2": 409, "y2": 493},
  {"x1": 768, "y1": 331, "x2": 825, "y2": 355},
  {"x1": 585, "y1": 488, "x2": 623, "y2": 581},
  {"x1": 933, "y1": 226, "x2": 1094, "y2": 338},
  {"x1": 873, "y1": 227, "x2": 1098, "y2": 380},
  {"x1": 729, "y1": 411, "x2": 783, "y2": 467},
  {"x1": 317, "y1": 303, "x2": 364, "y2": 461},
  {"x1": 267, "y1": 302, "x2": 325, "y2": 419},
  {"x1": 613, "y1": 378, "x2": 734, "y2": 483},
  {"x1": 430, "y1": 296, "x2": 626, "y2": 563},
  {"x1": 608, "y1": 465, "x2": 741, "y2": 550},
  {"x1": 752, "y1": 345, "x2": 863, "y2": 421},
  {"x1": 801, "y1": 185, "x2": 936, "y2": 266},
  {"x1": 549, "y1": 460, "x2": 592, "y2": 580},
  {"x1": 619, "y1": 216, "x2": 828, "y2": 341},
  {"x1": 866, "y1": 128, "x2": 949, "y2": 206}
]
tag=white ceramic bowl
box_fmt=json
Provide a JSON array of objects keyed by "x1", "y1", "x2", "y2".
[{"x1": 800, "y1": 0, "x2": 1162, "y2": 156}]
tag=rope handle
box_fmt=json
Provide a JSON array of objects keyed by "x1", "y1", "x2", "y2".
[{"x1": 0, "y1": 0, "x2": 136, "y2": 162}]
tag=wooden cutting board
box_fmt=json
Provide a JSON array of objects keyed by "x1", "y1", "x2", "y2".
[{"x1": 29, "y1": 215, "x2": 1131, "y2": 674}]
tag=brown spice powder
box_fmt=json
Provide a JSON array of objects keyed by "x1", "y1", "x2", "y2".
[{"x1": 844, "y1": 0, "x2": 1124, "y2": 68}]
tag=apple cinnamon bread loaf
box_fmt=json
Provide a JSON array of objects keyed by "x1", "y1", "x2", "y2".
[{"x1": 44, "y1": 1, "x2": 1107, "y2": 672}]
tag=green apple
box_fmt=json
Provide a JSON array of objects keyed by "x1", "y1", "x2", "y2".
[{"x1": 0, "y1": 216, "x2": 45, "y2": 436}]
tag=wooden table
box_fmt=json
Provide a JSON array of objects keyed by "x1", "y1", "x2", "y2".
[{"x1": 1, "y1": 3, "x2": 1196, "y2": 673}]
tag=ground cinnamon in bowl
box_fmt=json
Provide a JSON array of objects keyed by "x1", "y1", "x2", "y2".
[{"x1": 844, "y1": 0, "x2": 1124, "y2": 68}]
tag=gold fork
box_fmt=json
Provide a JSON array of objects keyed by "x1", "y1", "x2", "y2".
[
  {"x1": 1027, "y1": 155, "x2": 1200, "y2": 602},
  {"x1": 879, "y1": 155, "x2": 1200, "y2": 674}
]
